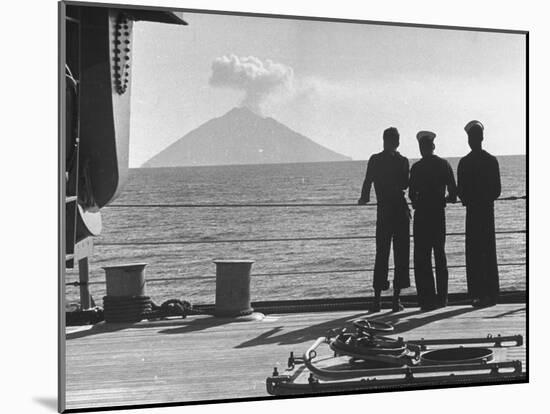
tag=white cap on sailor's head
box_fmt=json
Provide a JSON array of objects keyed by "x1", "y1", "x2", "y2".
[
  {"x1": 464, "y1": 120, "x2": 484, "y2": 133},
  {"x1": 416, "y1": 130, "x2": 436, "y2": 143}
]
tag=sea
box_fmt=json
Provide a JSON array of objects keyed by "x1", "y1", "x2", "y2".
[{"x1": 65, "y1": 155, "x2": 526, "y2": 306}]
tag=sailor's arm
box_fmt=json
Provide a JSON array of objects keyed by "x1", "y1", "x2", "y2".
[
  {"x1": 491, "y1": 157, "x2": 502, "y2": 201},
  {"x1": 358, "y1": 156, "x2": 374, "y2": 204},
  {"x1": 401, "y1": 157, "x2": 410, "y2": 191},
  {"x1": 408, "y1": 165, "x2": 418, "y2": 209},
  {"x1": 445, "y1": 161, "x2": 458, "y2": 203},
  {"x1": 457, "y1": 159, "x2": 468, "y2": 206}
]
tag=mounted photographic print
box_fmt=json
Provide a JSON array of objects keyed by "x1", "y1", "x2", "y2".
[{"x1": 59, "y1": 1, "x2": 527, "y2": 412}]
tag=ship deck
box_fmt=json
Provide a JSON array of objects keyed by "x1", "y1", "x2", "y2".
[{"x1": 64, "y1": 302, "x2": 527, "y2": 411}]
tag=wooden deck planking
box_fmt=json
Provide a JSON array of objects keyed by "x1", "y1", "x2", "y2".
[{"x1": 65, "y1": 304, "x2": 526, "y2": 410}]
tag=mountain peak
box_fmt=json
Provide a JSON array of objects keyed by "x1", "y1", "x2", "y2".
[
  {"x1": 223, "y1": 106, "x2": 261, "y2": 119},
  {"x1": 142, "y1": 108, "x2": 351, "y2": 167}
]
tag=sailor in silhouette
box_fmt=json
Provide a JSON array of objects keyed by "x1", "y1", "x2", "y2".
[
  {"x1": 409, "y1": 131, "x2": 457, "y2": 310},
  {"x1": 358, "y1": 127, "x2": 410, "y2": 312},
  {"x1": 457, "y1": 121, "x2": 501, "y2": 307}
]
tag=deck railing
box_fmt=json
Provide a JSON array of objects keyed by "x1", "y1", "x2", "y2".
[
  {"x1": 66, "y1": 195, "x2": 526, "y2": 290},
  {"x1": 103, "y1": 195, "x2": 525, "y2": 209}
]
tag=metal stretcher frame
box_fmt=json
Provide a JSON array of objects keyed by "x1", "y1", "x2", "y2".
[
  {"x1": 266, "y1": 367, "x2": 526, "y2": 396},
  {"x1": 267, "y1": 334, "x2": 525, "y2": 395}
]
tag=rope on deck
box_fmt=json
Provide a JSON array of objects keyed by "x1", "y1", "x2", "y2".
[
  {"x1": 66, "y1": 261, "x2": 526, "y2": 286},
  {"x1": 104, "y1": 195, "x2": 526, "y2": 209},
  {"x1": 93, "y1": 229, "x2": 525, "y2": 246}
]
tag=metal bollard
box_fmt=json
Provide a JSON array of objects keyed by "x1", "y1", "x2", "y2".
[
  {"x1": 213, "y1": 259, "x2": 254, "y2": 317},
  {"x1": 103, "y1": 263, "x2": 147, "y2": 297},
  {"x1": 102, "y1": 263, "x2": 149, "y2": 323}
]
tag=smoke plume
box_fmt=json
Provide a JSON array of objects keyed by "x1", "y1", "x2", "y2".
[{"x1": 209, "y1": 55, "x2": 294, "y2": 114}]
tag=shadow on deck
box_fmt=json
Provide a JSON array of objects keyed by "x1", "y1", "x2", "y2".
[
  {"x1": 64, "y1": 303, "x2": 526, "y2": 410},
  {"x1": 233, "y1": 306, "x2": 478, "y2": 348}
]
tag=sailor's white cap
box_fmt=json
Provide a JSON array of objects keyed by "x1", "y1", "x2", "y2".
[
  {"x1": 416, "y1": 130, "x2": 436, "y2": 142},
  {"x1": 464, "y1": 120, "x2": 484, "y2": 133}
]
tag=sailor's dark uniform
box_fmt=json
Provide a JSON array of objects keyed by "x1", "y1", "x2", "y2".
[
  {"x1": 457, "y1": 149, "x2": 501, "y2": 303},
  {"x1": 409, "y1": 153, "x2": 457, "y2": 308},
  {"x1": 360, "y1": 151, "x2": 411, "y2": 291}
]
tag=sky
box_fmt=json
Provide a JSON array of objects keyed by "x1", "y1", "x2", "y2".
[{"x1": 129, "y1": 12, "x2": 526, "y2": 167}]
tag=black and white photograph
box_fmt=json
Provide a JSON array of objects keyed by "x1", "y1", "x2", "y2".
[{"x1": 59, "y1": 1, "x2": 527, "y2": 412}]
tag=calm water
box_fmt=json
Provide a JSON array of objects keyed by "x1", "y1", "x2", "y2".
[{"x1": 66, "y1": 155, "x2": 526, "y2": 306}]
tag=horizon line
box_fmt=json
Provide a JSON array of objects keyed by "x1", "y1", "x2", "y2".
[{"x1": 132, "y1": 153, "x2": 526, "y2": 170}]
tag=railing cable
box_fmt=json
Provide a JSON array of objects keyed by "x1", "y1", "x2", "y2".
[
  {"x1": 105, "y1": 195, "x2": 526, "y2": 209},
  {"x1": 66, "y1": 261, "x2": 526, "y2": 286},
  {"x1": 94, "y1": 229, "x2": 525, "y2": 246}
]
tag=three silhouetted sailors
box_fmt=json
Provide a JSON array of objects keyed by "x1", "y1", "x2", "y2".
[
  {"x1": 358, "y1": 127, "x2": 410, "y2": 312},
  {"x1": 409, "y1": 131, "x2": 457, "y2": 310},
  {"x1": 458, "y1": 121, "x2": 501, "y2": 307},
  {"x1": 358, "y1": 122, "x2": 502, "y2": 311}
]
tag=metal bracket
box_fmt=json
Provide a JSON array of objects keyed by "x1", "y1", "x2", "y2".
[
  {"x1": 308, "y1": 373, "x2": 319, "y2": 385},
  {"x1": 266, "y1": 375, "x2": 292, "y2": 395},
  {"x1": 288, "y1": 351, "x2": 305, "y2": 369}
]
